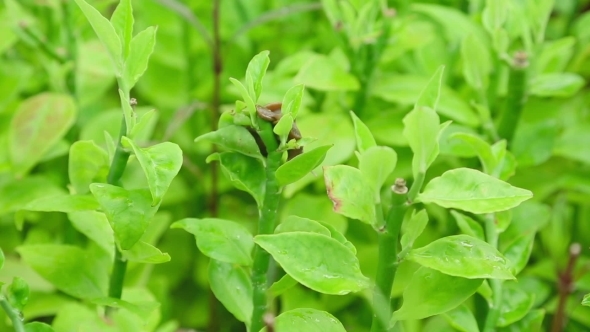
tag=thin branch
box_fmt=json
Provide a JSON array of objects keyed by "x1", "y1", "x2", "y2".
[
  {"x1": 551, "y1": 243, "x2": 582, "y2": 332},
  {"x1": 153, "y1": 0, "x2": 213, "y2": 48}
]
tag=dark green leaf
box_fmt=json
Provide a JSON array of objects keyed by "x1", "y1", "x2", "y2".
[{"x1": 209, "y1": 259, "x2": 252, "y2": 324}]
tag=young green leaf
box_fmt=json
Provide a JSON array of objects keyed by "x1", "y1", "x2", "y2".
[
  {"x1": 415, "y1": 65, "x2": 445, "y2": 111},
  {"x1": 451, "y1": 210, "x2": 485, "y2": 241},
  {"x1": 461, "y1": 34, "x2": 491, "y2": 90},
  {"x1": 110, "y1": 0, "x2": 133, "y2": 57},
  {"x1": 89, "y1": 184, "x2": 158, "y2": 250},
  {"x1": 7, "y1": 277, "x2": 29, "y2": 310},
  {"x1": 276, "y1": 216, "x2": 331, "y2": 237},
  {"x1": 245, "y1": 50, "x2": 270, "y2": 101},
  {"x1": 451, "y1": 133, "x2": 498, "y2": 175},
  {"x1": 358, "y1": 146, "x2": 397, "y2": 202},
  {"x1": 392, "y1": 267, "x2": 483, "y2": 320},
  {"x1": 209, "y1": 259, "x2": 252, "y2": 324},
  {"x1": 583, "y1": 294, "x2": 590, "y2": 307},
  {"x1": 406, "y1": 234, "x2": 514, "y2": 279},
  {"x1": 24, "y1": 322, "x2": 55, "y2": 332},
  {"x1": 294, "y1": 54, "x2": 360, "y2": 91},
  {"x1": 195, "y1": 125, "x2": 263, "y2": 160},
  {"x1": 0, "y1": 176, "x2": 64, "y2": 215},
  {"x1": 74, "y1": 0, "x2": 123, "y2": 72},
  {"x1": 269, "y1": 274, "x2": 298, "y2": 298},
  {"x1": 122, "y1": 241, "x2": 170, "y2": 264},
  {"x1": 503, "y1": 233, "x2": 534, "y2": 276},
  {"x1": 254, "y1": 232, "x2": 371, "y2": 295},
  {"x1": 208, "y1": 152, "x2": 265, "y2": 207},
  {"x1": 281, "y1": 84, "x2": 305, "y2": 118},
  {"x1": 68, "y1": 141, "x2": 110, "y2": 194},
  {"x1": 171, "y1": 218, "x2": 254, "y2": 266},
  {"x1": 416, "y1": 168, "x2": 533, "y2": 214},
  {"x1": 9, "y1": 93, "x2": 77, "y2": 176},
  {"x1": 17, "y1": 244, "x2": 107, "y2": 299},
  {"x1": 323, "y1": 165, "x2": 376, "y2": 225},
  {"x1": 275, "y1": 144, "x2": 332, "y2": 186},
  {"x1": 400, "y1": 209, "x2": 429, "y2": 251},
  {"x1": 229, "y1": 78, "x2": 257, "y2": 119},
  {"x1": 68, "y1": 211, "x2": 114, "y2": 257},
  {"x1": 273, "y1": 114, "x2": 294, "y2": 143},
  {"x1": 443, "y1": 304, "x2": 480, "y2": 332},
  {"x1": 529, "y1": 73, "x2": 585, "y2": 97},
  {"x1": 23, "y1": 194, "x2": 99, "y2": 212},
  {"x1": 262, "y1": 308, "x2": 347, "y2": 332},
  {"x1": 90, "y1": 297, "x2": 159, "y2": 320},
  {"x1": 350, "y1": 111, "x2": 376, "y2": 153},
  {"x1": 123, "y1": 26, "x2": 157, "y2": 90},
  {"x1": 497, "y1": 281, "x2": 535, "y2": 327},
  {"x1": 122, "y1": 137, "x2": 182, "y2": 206}
]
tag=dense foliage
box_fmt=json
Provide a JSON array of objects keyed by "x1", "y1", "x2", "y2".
[{"x1": 1, "y1": 0, "x2": 590, "y2": 331}]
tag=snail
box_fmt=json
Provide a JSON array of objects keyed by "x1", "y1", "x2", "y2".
[{"x1": 249, "y1": 103, "x2": 303, "y2": 160}]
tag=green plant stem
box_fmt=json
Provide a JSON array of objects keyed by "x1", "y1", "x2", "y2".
[
  {"x1": 407, "y1": 171, "x2": 425, "y2": 203},
  {"x1": 251, "y1": 121, "x2": 282, "y2": 332},
  {"x1": 0, "y1": 296, "x2": 25, "y2": 332},
  {"x1": 497, "y1": 51, "x2": 528, "y2": 144},
  {"x1": 371, "y1": 180, "x2": 408, "y2": 332},
  {"x1": 483, "y1": 214, "x2": 502, "y2": 332},
  {"x1": 18, "y1": 23, "x2": 66, "y2": 64}
]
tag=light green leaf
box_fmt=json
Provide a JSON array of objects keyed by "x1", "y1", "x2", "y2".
[
  {"x1": 9, "y1": 93, "x2": 77, "y2": 176},
  {"x1": 171, "y1": 218, "x2": 254, "y2": 266},
  {"x1": 323, "y1": 165, "x2": 376, "y2": 225},
  {"x1": 195, "y1": 125, "x2": 263, "y2": 160},
  {"x1": 122, "y1": 137, "x2": 183, "y2": 206},
  {"x1": 406, "y1": 235, "x2": 514, "y2": 280},
  {"x1": 269, "y1": 274, "x2": 298, "y2": 298},
  {"x1": 451, "y1": 133, "x2": 498, "y2": 176},
  {"x1": 24, "y1": 322, "x2": 55, "y2": 332},
  {"x1": 89, "y1": 184, "x2": 158, "y2": 250},
  {"x1": 415, "y1": 65, "x2": 444, "y2": 111},
  {"x1": 392, "y1": 267, "x2": 483, "y2": 320},
  {"x1": 121, "y1": 241, "x2": 170, "y2": 264},
  {"x1": 262, "y1": 308, "x2": 346, "y2": 332},
  {"x1": 0, "y1": 176, "x2": 64, "y2": 216},
  {"x1": 276, "y1": 216, "x2": 331, "y2": 237},
  {"x1": 281, "y1": 84, "x2": 305, "y2": 118},
  {"x1": 497, "y1": 281, "x2": 535, "y2": 327},
  {"x1": 123, "y1": 26, "x2": 157, "y2": 90},
  {"x1": 318, "y1": 221, "x2": 356, "y2": 254},
  {"x1": 416, "y1": 168, "x2": 533, "y2": 214},
  {"x1": 443, "y1": 304, "x2": 480, "y2": 332},
  {"x1": 129, "y1": 109, "x2": 158, "y2": 140},
  {"x1": 358, "y1": 146, "x2": 397, "y2": 202},
  {"x1": 23, "y1": 195, "x2": 99, "y2": 213},
  {"x1": 208, "y1": 152, "x2": 265, "y2": 207},
  {"x1": 0, "y1": 247, "x2": 4, "y2": 270},
  {"x1": 245, "y1": 50, "x2": 270, "y2": 101},
  {"x1": 276, "y1": 145, "x2": 332, "y2": 186},
  {"x1": 68, "y1": 211, "x2": 114, "y2": 256},
  {"x1": 273, "y1": 114, "x2": 294, "y2": 142},
  {"x1": 110, "y1": 0, "x2": 133, "y2": 57},
  {"x1": 209, "y1": 259, "x2": 252, "y2": 324},
  {"x1": 482, "y1": 0, "x2": 509, "y2": 32},
  {"x1": 461, "y1": 34, "x2": 491, "y2": 90},
  {"x1": 295, "y1": 55, "x2": 359, "y2": 91},
  {"x1": 74, "y1": 0, "x2": 122, "y2": 72},
  {"x1": 254, "y1": 232, "x2": 371, "y2": 295},
  {"x1": 403, "y1": 106, "x2": 444, "y2": 180},
  {"x1": 68, "y1": 141, "x2": 110, "y2": 194},
  {"x1": 529, "y1": 73, "x2": 585, "y2": 97},
  {"x1": 583, "y1": 294, "x2": 590, "y2": 307},
  {"x1": 7, "y1": 276, "x2": 29, "y2": 310},
  {"x1": 400, "y1": 210, "x2": 429, "y2": 251},
  {"x1": 350, "y1": 111, "x2": 376, "y2": 153},
  {"x1": 90, "y1": 297, "x2": 159, "y2": 320},
  {"x1": 451, "y1": 210, "x2": 485, "y2": 241},
  {"x1": 17, "y1": 244, "x2": 107, "y2": 299},
  {"x1": 229, "y1": 78, "x2": 257, "y2": 119},
  {"x1": 503, "y1": 233, "x2": 534, "y2": 276}
]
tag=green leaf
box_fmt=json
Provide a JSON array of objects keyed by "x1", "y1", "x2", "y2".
[
  {"x1": 254, "y1": 232, "x2": 371, "y2": 295},
  {"x1": 269, "y1": 274, "x2": 298, "y2": 298},
  {"x1": 497, "y1": 281, "x2": 535, "y2": 327},
  {"x1": 89, "y1": 184, "x2": 158, "y2": 250},
  {"x1": 583, "y1": 294, "x2": 590, "y2": 307},
  {"x1": 503, "y1": 233, "x2": 534, "y2": 276},
  {"x1": 7, "y1": 276, "x2": 29, "y2": 310},
  {"x1": 392, "y1": 267, "x2": 483, "y2": 320},
  {"x1": 323, "y1": 165, "x2": 376, "y2": 225},
  {"x1": 275, "y1": 145, "x2": 332, "y2": 186},
  {"x1": 318, "y1": 221, "x2": 356, "y2": 254},
  {"x1": 529, "y1": 73, "x2": 585, "y2": 97},
  {"x1": 229, "y1": 78, "x2": 257, "y2": 119},
  {"x1": 17, "y1": 244, "x2": 107, "y2": 299},
  {"x1": 461, "y1": 34, "x2": 491, "y2": 90},
  {"x1": 195, "y1": 125, "x2": 263, "y2": 160},
  {"x1": 400, "y1": 210, "x2": 429, "y2": 251},
  {"x1": 0, "y1": 176, "x2": 64, "y2": 216},
  {"x1": 498, "y1": 309, "x2": 545, "y2": 331},
  {"x1": 209, "y1": 259, "x2": 252, "y2": 324},
  {"x1": 358, "y1": 146, "x2": 397, "y2": 202},
  {"x1": 403, "y1": 106, "x2": 446, "y2": 180},
  {"x1": 350, "y1": 111, "x2": 376, "y2": 153},
  {"x1": 0, "y1": 247, "x2": 4, "y2": 270},
  {"x1": 482, "y1": 0, "x2": 508, "y2": 32},
  {"x1": 208, "y1": 152, "x2": 265, "y2": 207},
  {"x1": 110, "y1": 0, "x2": 133, "y2": 57},
  {"x1": 171, "y1": 218, "x2": 254, "y2": 266},
  {"x1": 68, "y1": 211, "x2": 114, "y2": 256},
  {"x1": 23, "y1": 194, "x2": 99, "y2": 213},
  {"x1": 273, "y1": 114, "x2": 294, "y2": 142},
  {"x1": 9, "y1": 93, "x2": 77, "y2": 176},
  {"x1": 245, "y1": 50, "x2": 270, "y2": 101},
  {"x1": 406, "y1": 235, "x2": 514, "y2": 279},
  {"x1": 122, "y1": 137, "x2": 183, "y2": 206},
  {"x1": 90, "y1": 297, "x2": 159, "y2": 320},
  {"x1": 451, "y1": 211, "x2": 485, "y2": 241},
  {"x1": 74, "y1": 0, "x2": 122, "y2": 72},
  {"x1": 24, "y1": 322, "x2": 55, "y2": 332},
  {"x1": 122, "y1": 241, "x2": 170, "y2": 264},
  {"x1": 68, "y1": 141, "x2": 110, "y2": 194},
  {"x1": 443, "y1": 304, "x2": 480, "y2": 332},
  {"x1": 262, "y1": 308, "x2": 346, "y2": 332},
  {"x1": 416, "y1": 168, "x2": 533, "y2": 214},
  {"x1": 451, "y1": 133, "x2": 499, "y2": 176},
  {"x1": 123, "y1": 26, "x2": 157, "y2": 90},
  {"x1": 281, "y1": 84, "x2": 305, "y2": 118},
  {"x1": 415, "y1": 65, "x2": 444, "y2": 111},
  {"x1": 276, "y1": 216, "x2": 331, "y2": 237},
  {"x1": 294, "y1": 55, "x2": 359, "y2": 91}
]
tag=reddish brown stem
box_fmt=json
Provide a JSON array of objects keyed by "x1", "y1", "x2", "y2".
[{"x1": 551, "y1": 243, "x2": 582, "y2": 332}]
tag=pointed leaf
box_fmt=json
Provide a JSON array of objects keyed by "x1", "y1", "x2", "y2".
[
  {"x1": 68, "y1": 141, "x2": 109, "y2": 194},
  {"x1": 358, "y1": 146, "x2": 397, "y2": 202},
  {"x1": 583, "y1": 294, "x2": 590, "y2": 307},
  {"x1": 451, "y1": 210, "x2": 485, "y2": 241},
  {"x1": 89, "y1": 184, "x2": 158, "y2": 250},
  {"x1": 406, "y1": 235, "x2": 514, "y2": 279},
  {"x1": 229, "y1": 78, "x2": 257, "y2": 119},
  {"x1": 276, "y1": 144, "x2": 332, "y2": 186},
  {"x1": 323, "y1": 165, "x2": 376, "y2": 225},
  {"x1": 392, "y1": 267, "x2": 483, "y2": 320},
  {"x1": 122, "y1": 137, "x2": 183, "y2": 206},
  {"x1": 171, "y1": 218, "x2": 254, "y2": 266},
  {"x1": 503, "y1": 233, "x2": 535, "y2": 276},
  {"x1": 110, "y1": 0, "x2": 133, "y2": 57},
  {"x1": 403, "y1": 106, "x2": 443, "y2": 179},
  {"x1": 195, "y1": 125, "x2": 263, "y2": 160},
  {"x1": 68, "y1": 211, "x2": 114, "y2": 256},
  {"x1": 0, "y1": 247, "x2": 4, "y2": 270},
  {"x1": 74, "y1": 0, "x2": 122, "y2": 71},
  {"x1": 443, "y1": 304, "x2": 480, "y2": 332},
  {"x1": 122, "y1": 241, "x2": 170, "y2": 264},
  {"x1": 400, "y1": 210, "x2": 429, "y2": 251},
  {"x1": 416, "y1": 168, "x2": 533, "y2": 214},
  {"x1": 451, "y1": 133, "x2": 497, "y2": 175},
  {"x1": 9, "y1": 93, "x2": 76, "y2": 176},
  {"x1": 254, "y1": 232, "x2": 371, "y2": 295},
  {"x1": 415, "y1": 65, "x2": 444, "y2": 111},
  {"x1": 123, "y1": 26, "x2": 157, "y2": 89},
  {"x1": 209, "y1": 152, "x2": 265, "y2": 206},
  {"x1": 281, "y1": 84, "x2": 305, "y2": 118},
  {"x1": 245, "y1": 50, "x2": 270, "y2": 101},
  {"x1": 497, "y1": 281, "x2": 535, "y2": 327},
  {"x1": 461, "y1": 34, "x2": 491, "y2": 90},
  {"x1": 350, "y1": 111, "x2": 376, "y2": 153},
  {"x1": 263, "y1": 308, "x2": 346, "y2": 332},
  {"x1": 209, "y1": 259, "x2": 252, "y2": 324},
  {"x1": 17, "y1": 244, "x2": 107, "y2": 299}
]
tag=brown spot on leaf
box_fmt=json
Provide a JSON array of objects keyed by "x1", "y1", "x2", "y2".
[{"x1": 323, "y1": 166, "x2": 341, "y2": 211}]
